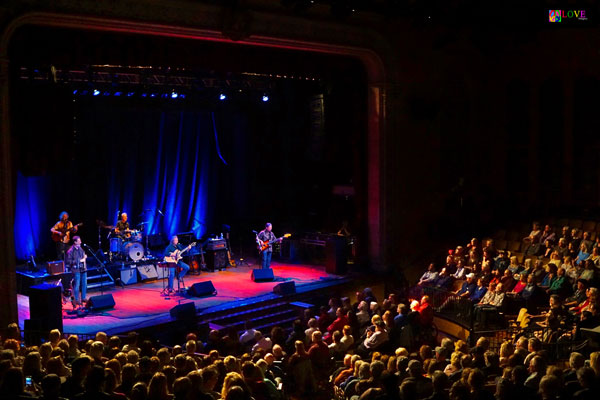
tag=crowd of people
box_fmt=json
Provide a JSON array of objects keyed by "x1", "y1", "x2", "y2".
[
  {"x1": 417, "y1": 222, "x2": 600, "y2": 335},
  {"x1": 3, "y1": 221, "x2": 600, "y2": 399}
]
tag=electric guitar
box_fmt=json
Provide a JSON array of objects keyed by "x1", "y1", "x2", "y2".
[
  {"x1": 257, "y1": 234, "x2": 291, "y2": 253},
  {"x1": 225, "y1": 232, "x2": 236, "y2": 267},
  {"x1": 164, "y1": 242, "x2": 196, "y2": 263},
  {"x1": 52, "y1": 222, "x2": 83, "y2": 243}
]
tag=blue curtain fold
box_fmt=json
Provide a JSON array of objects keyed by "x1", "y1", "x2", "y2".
[{"x1": 14, "y1": 106, "x2": 214, "y2": 261}]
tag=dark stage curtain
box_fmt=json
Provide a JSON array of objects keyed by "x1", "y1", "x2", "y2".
[{"x1": 14, "y1": 103, "x2": 221, "y2": 261}]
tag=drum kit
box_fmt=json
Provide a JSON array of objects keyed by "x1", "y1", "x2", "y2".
[{"x1": 98, "y1": 221, "x2": 147, "y2": 262}]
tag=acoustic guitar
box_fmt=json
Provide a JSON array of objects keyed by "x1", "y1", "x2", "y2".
[{"x1": 52, "y1": 223, "x2": 83, "y2": 243}]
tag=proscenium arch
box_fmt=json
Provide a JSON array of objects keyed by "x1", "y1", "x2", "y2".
[{"x1": 0, "y1": 11, "x2": 387, "y2": 326}]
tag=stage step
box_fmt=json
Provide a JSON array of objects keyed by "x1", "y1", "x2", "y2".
[
  {"x1": 202, "y1": 300, "x2": 302, "y2": 336},
  {"x1": 86, "y1": 268, "x2": 115, "y2": 291}
]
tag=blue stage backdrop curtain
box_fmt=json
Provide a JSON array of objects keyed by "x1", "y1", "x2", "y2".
[
  {"x1": 14, "y1": 172, "x2": 50, "y2": 260},
  {"x1": 13, "y1": 105, "x2": 217, "y2": 261}
]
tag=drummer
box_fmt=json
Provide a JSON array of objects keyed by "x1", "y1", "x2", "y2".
[{"x1": 115, "y1": 213, "x2": 131, "y2": 239}]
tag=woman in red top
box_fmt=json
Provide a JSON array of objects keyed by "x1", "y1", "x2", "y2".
[
  {"x1": 324, "y1": 308, "x2": 349, "y2": 344},
  {"x1": 510, "y1": 273, "x2": 528, "y2": 295}
]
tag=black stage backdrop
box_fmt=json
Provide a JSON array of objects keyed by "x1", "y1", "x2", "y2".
[{"x1": 12, "y1": 81, "x2": 362, "y2": 261}]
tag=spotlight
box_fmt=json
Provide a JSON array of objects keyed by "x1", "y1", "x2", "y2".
[
  {"x1": 93, "y1": 89, "x2": 100, "y2": 96},
  {"x1": 141, "y1": 93, "x2": 148, "y2": 97},
  {"x1": 127, "y1": 92, "x2": 135, "y2": 97},
  {"x1": 262, "y1": 95, "x2": 269, "y2": 102},
  {"x1": 219, "y1": 93, "x2": 227, "y2": 101},
  {"x1": 171, "y1": 92, "x2": 179, "y2": 99},
  {"x1": 114, "y1": 91, "x2": 122, "y2": 96},
  {"x1": 150, "y1": 93, "x2": 157, "y2": 98},
  {"x1": 72, "y1": 89, "x2": 78, "y2": 95},
  {"x1": 179, "y1": 94, "x2": 186, "y2": 99}
]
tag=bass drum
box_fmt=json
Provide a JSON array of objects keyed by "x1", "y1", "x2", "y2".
[{"x1": 123, "y1": 242, "x2": 145, "y2": 261}]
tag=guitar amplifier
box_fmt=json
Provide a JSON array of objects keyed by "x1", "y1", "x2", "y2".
[
  {"x1": 206, "y1": 239, "x2": 227, "y2": 251},
  {"x1": 46, "y1": 261, "x2": 64, "y2": 275},
  {"x1": 137, "y1": 264, "x2": 158, "y2": 281}
]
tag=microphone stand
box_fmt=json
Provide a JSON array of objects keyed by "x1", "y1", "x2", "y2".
[{"x1": 83, "y1": 244, "x2": 106, "y2": 296}]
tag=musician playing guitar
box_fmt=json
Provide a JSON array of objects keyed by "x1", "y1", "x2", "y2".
[
  {"x1": 257, "y1": 223, "x2": 290, "y2": 270},
  {"x1": 50, "y1": 211, "x2": 80, "y2": 260},
  {"x1": 164, "y1": 235, "x2": 193, "y2": 292},
  {"x1": 66, "y1": 236, "x2": 87, "y2": 307}
]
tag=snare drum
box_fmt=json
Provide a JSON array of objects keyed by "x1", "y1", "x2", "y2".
[
  {"x1": 123, "y1": 242, "x2": 144, "y2": 261},
  {"x1": 109, "y1": 237, "x2": 123, "y2": 253}
]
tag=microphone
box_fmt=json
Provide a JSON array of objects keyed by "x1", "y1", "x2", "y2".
[{"x1": 252, "y1": 230, "x2": 258, "y2": 234}]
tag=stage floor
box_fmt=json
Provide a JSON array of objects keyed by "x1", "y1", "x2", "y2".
[{"x1": 17, "y1": 262, "x2": 342, "y2": 336}]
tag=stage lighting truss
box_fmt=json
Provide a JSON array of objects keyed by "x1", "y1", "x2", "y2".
[{"x1": 18, "y1": 65, "x2": 320, "y2": 102}]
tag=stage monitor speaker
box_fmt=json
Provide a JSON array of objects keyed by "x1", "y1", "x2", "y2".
[
  {"x1": 206, "y1": 249, "x2": 228, "y2": 271},
  {"x1": 273, "y1": 281, "x2": 296, "y2": 296},
  {"x1": 251, "y1": 268, "x2": 274, "y2": 282},
  {"x1": 137, "y1": 264, "x2": 158, "y2": 281},
  {"x1": 170, "y1": 302, "x2": 196, "y2": 320},
  {"x1": 86, "y1": 294, "x2": 115, "y2": 311},
  {"x1": 28, "y1": 283, "x2": 63, "y2": 334},
  {"x1": 120, "y1": 268, "x2": 138, "y2": 285},
  {"x1": 46, "y1": 261, "x2": 64, "y2": 275},
  {"x1": 189, "y1": 281, "x2": 217, "y2": 297}
]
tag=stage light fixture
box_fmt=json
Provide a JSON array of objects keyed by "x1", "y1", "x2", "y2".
[
  {"x1": 179, "y1": 94, "x2": 186, "y2": 99},
  {"x1": 141, "y1": 93, "x2": 148, "y2": 97},
  {"x1": 103, "y1": 91, "x2": 111, "y2": 96},
  {"x1": 262, "y1": 95, "x2": 269, "y2": 102},
  {"x1": 150, "y1": 93, "x2": 157, "y2": 98},
  {"x1": 171, "y1": 91, "x2": 179, "y2": 99},
  {"x1": 72, "y1": 90, "x2": 78, "y2": 95},
  {"x1": 114, "y1": 91, "x2": 122, "y2": 96},
  {"x1": 219, "y1": 93, "x2": 227, "y2": 101},
  {"x1": 127, "y1": 92, "x2": 135, "y2": 97},
  {"x1": 93, "y1": 89, "x2": 100, "y2": 96}
]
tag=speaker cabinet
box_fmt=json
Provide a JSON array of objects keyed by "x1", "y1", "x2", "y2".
[
  {"x1": 325, "y1": 237, "x2": 347, "y2": 274},
  {"x1": 251, "y1": 268, "x2": 274, "y2": 282},
  {"x1": 120, "y1": 268, "x2": 138, "y2": 285},
  {"x1": 28, "y1": 283, "x2": 63, "y2": 335},
  {"x1": 273, "y1": 281, "x2": 296, "y2": 296},
  {"x1": 46, "y1": 261, "x2": 64, "y2": 275},
  {"x1": 170, "y1": 302, "x2": 196, "y2": 320},
  {"x1": 86, "y1": 294, "x2": 115, "y2": 311},
  {"x1": 206, "y1": 249, "x2": 228, "y2": 271},
  {"x1": 189, "y1": 281, "x2": 217, "y2": 297},
  {"x1": 137, "y1": 264, "x2": 158, "y2": 281}
]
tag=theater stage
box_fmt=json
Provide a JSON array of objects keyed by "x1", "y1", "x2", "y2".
[{"x1": 17, "y1": 262, "x2": 347, "y2": 337}]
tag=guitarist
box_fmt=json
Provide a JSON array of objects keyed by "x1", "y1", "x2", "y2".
[
  {"x1": 257, "y1": 223, "x2": 278, "y2": 270},
  {"x1": 66, "y1": 236, "x2": 87, "y2": 307},
  {"x1": 50, "y1": 211, "x2": 79, "y2": 260},
  {"x1": 164, "y1": 235, "x2": 191, "y2": 292}
]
